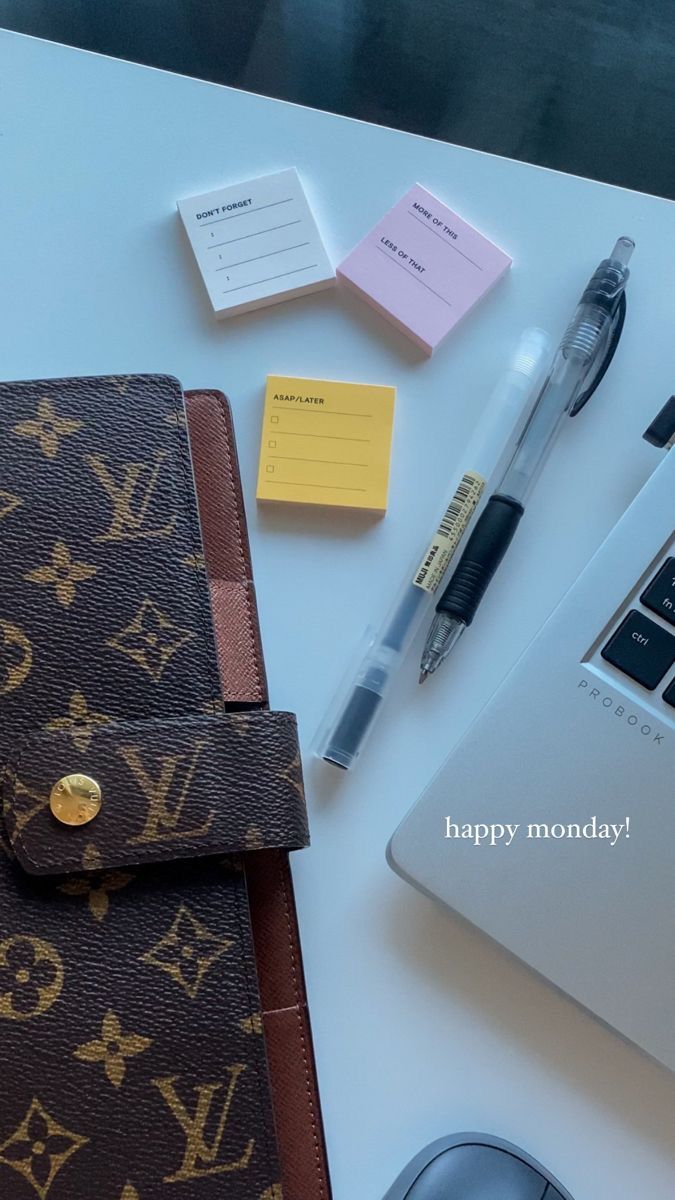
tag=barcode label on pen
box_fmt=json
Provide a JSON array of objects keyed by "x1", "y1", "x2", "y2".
[{"x1": 412, "y1": 471, "x2": 486, "y2": 594}]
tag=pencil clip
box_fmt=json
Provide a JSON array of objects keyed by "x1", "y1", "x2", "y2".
[{"x1": 569, "y1": 290, "x2": 627, "y2": 417}]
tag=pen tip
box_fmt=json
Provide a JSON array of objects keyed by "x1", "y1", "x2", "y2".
[{"x1": 419, "y1": 669, "x2": 428, "y2": 685}]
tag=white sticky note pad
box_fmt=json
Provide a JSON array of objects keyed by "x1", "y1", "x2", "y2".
[{"x1": 177, "y1": 168, "x2": 334, "y2": 317}]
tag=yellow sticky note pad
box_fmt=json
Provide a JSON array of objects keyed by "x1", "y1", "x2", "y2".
[{"x1": 256, "y1": 375, "x2": 395, "y2": 511}]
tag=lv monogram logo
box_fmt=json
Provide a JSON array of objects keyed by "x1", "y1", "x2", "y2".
[
  {"x1": 119, "y1": 739, "x2": 214, "y2": 845},
  {"x1": 85, "y1": 450, "x2": 177, "y2": 542},
  {"x1": 153, "y1": 1069, "x2": 254, "y2": 1182}
]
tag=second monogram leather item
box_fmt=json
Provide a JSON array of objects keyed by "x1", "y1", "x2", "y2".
[{"x1": 0, "y1": 374, "x2": 331, "y2": 1200}]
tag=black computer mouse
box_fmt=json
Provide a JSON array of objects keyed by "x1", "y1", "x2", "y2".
[{"x1": 382, "y1": 1133, "x2": 575, "y2": 1200}]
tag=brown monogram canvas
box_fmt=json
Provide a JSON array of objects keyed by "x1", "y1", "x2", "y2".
[{"x1": 0, "y1": 374, "x2": 322, "y2": 1200}]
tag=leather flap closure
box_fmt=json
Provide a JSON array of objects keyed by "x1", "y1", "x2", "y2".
[{"x1": 3, "y1": 711, "x2": 309, "y2": 876}]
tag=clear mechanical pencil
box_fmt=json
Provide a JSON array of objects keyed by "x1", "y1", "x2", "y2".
[{"x1": 420, "y1": 237, "x2": 634, "y2": 680}]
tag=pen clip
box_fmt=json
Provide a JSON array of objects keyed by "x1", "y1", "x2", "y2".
[
  {"x1": 643, "y1": 395, "x2": 675, "y2": 449},
  {"x1": 569, "y1": 289, "x2": 627, "y2": 417}
]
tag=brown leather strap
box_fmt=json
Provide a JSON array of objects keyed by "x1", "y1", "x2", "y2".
[{"x1": 4, "y1": 710, "x2": 308, "y2": 876}]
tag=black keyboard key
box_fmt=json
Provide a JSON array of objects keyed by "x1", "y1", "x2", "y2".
[
  {"x1": 641, "y1": 557, "x2": 675, "y2": 627},
  {"x1": 601, "y1": 610, "x2": 675, "y2": 690},
  {"x1": 663, "y1": 678, "x2": 675, "y2": 708}
]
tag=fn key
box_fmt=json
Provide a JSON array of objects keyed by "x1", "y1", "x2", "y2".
[{"x1": 601, "y1": 610, "x2": 675, "y2": 690}]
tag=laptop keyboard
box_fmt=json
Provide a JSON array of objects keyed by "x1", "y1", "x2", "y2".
[{"x1": 600, "y1": 555, "x2": 675, "y2": 706}]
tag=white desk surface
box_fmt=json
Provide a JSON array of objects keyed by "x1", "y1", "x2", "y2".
[{"x1": 2, "y1": 29, "x2": 675, "y2": 1200}]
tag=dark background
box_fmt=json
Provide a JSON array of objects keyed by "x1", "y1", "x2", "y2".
[{"x1": 2, "y1": 0, "x2": 674, "y2": 199}]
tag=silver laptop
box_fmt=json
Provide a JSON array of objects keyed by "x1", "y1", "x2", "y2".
[{"x1": 388, "y1": 406, "x2": 675, "y2": 1070}]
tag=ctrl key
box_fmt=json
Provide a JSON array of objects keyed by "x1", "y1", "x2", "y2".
[{"x1": 602, "y1": 609, "x2": 675, "y2": 690}]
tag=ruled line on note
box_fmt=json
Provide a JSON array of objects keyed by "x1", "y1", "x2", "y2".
[
  {"x1": 208, "y1": 220, "x2": 302, "y2": 250},
  {"x1": 216, "y1": 242, "x2": 310, "y2": 271},
  {"x1": 222, "y1": 264, "x2": 318, "y2": 294},
  {"x1": 269, "y1": 455, "x2": 369, "y2": 467},
  {"x1": 271, "y1": 406, "x2": 373, "y2": 417},
  {"x1": 264, "y1": 480, "x2": 368, "y2": 492}
]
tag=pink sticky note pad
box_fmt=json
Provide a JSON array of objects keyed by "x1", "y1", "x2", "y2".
[{"x1": 337, "y1": 184, "x2": 512, "y2": 355}]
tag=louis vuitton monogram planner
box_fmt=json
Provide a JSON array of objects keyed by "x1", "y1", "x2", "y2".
[{"x1": 0, "y1": 375, "x2": 331, "y2": 1200}]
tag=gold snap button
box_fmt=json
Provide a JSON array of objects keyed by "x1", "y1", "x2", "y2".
[{"x1": 49, "y1": 774, "x2": 102, "y2": 827}]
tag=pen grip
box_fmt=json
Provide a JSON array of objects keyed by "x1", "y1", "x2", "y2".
[{"x1": 436, "y1": 494, "x2": 524, "y2": 626}]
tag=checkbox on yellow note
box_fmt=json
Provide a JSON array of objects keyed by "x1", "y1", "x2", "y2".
[{"x1": 256, "y1": 375, "x2": 396, "y2": 512}]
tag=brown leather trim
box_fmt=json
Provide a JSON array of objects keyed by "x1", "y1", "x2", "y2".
[
  {"x1": 185, "y1": 390, "x2": 332, "y2": 1200},
  {"x1": 248, "y1": 851, "x2": 331, "y2": 1200},
  {"x1": 186, "y1": 389, "x2": 267, "y2": 705}
]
